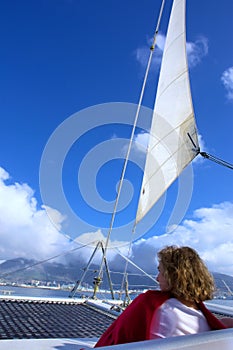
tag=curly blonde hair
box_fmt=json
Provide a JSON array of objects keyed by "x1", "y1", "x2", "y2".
[{"x1": 157, "y1": 246, "x2": 215, "y2": 302}]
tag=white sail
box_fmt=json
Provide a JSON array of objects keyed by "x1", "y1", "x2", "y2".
[{"x1": 136, "y1": 0, "x2": 199, "y2": 223}]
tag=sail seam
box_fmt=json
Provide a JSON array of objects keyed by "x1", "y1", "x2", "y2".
[
  {"x1": 156, "y1": 66, "x2": 189, "y2": 101},
  {"x1": 149, "y1": 112, "x2": 195, "y2": 151},
  {"x1": 143, "y1": 117, "x2": 197, "y2": 189}
]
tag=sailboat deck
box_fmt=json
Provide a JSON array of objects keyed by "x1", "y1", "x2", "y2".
[
  {"x1": 0, "y1": 296, "x2": 232, "y2": 350},
  {"x1": 0, "y1": 296, "x2": 232, "y2": 341},
  {"x1": 0, "y1": 297, "x2": 116, "y2": 340}
]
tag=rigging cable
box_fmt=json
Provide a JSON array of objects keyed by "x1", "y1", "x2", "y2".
[
  {"x1": 0, "y1": 240, "x2": 98, "y2": 279},
  {"x1": 115, "y1": 248, "x2": 158, "y2": 284},
  {"x1": 187, "y1": 132, "x2": 233, "y2": 170},
  {"x1": 118, "y1": 0, "x2": 166, "y2": 297},
  {"x1": 199, "y1": 152, "x2": 233, "y2": 170},
  {"x1": 97, "y1": 0, "x2": 167, "y2": 281}
]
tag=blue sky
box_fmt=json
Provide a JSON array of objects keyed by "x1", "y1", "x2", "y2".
[{"x1": 0, "y1": 0, "x2": 233, "y2": 276}]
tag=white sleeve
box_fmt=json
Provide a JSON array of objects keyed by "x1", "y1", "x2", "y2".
[{"x1": 150, "y1": 303, "x2": 177, "y2": 339}]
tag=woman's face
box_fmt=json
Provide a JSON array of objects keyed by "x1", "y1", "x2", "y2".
[{"x1": 156, "y1": 262, "x2": 170, "y2": 291}]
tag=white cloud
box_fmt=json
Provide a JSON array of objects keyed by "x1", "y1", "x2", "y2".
[
  {"x1": 0, "y1": 167, "x2": 125, "y2": 265},
  {"x1": 0, "y1": 167, "x2": 70, "y2": 261},
  {"x1": 135, "y1": 33, "x2": 164, "y2": 71},
  {"x1": 221, "y1": 66, "x2": 233, "y2": 101},
  {"x1": 193, "y1": 133, "x2": 208, "y2": 164},
  {"x1": 197, "y1": 133, "x2": 206, "y2": 152},
  {"x1": 119, "y1": 131, "x2": 149, "y2": 162},
  {"x1": 135, "y1": 34, "x2": 208, "y2": 71},
  {"x1": 186, "y1": 36, "x2": 208, "y2": 68},
  {"x1": 121, "y1": 202, "x2": 233, "y2": 277},
  {"x1": 134, "y1": 132, "x2": 149, "y2": 151},
  {"x1": 0, "y1": 167, "x2": 9, "y2": 181},
  {"x1": 1, "y1": 167, "x2": 232, "y2": 278},
  {"x1": 75, "y1": 229, "x2": 127, "y2": 251}
]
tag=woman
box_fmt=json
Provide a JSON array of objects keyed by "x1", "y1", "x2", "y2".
[
  {"x1": 94, "y1": 245, "x2": 231, "y2": 347},
  {"x1": 150, "y1": 246, "x2": 220, "y2": 338}
]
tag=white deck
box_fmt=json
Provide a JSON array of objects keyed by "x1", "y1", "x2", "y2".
[
  {"x1": 0, "y1": 296, "x2": 232, "y2": 349},
  {"x1": 0, "y1": 338, "x2": 97, "y2": 350},
  {"x1": 0, "y1": 329, "x2": 232, "y2": 350}
]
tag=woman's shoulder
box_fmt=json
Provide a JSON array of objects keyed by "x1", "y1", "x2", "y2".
[
  {"x1": 138, "y1": 290, "x2": 171, "y2": 305},
  {"x1": 162, "y1": 298, "x2": 204, "y2": 316},
  {"x1": 144, "y1": 290, "x2": 171, "y2": 298}
]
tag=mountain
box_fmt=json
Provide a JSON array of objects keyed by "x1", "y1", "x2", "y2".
[
  {"x1": 0, "y1": 258, "x2": 80, "y2": 285},
  {"x1": 0, "y1": 258, "x2": 233, "y2": 296}
]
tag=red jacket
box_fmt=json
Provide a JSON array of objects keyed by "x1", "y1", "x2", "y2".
[{"x1": 94, "y1": 290, "x2": 226, "y2": 347}]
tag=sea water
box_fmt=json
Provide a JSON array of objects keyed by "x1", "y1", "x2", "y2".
[
  {"x1": 0, "y1": 285, "x2": 233, "y2": 308},
  {"x1": 0, "y1": 285, "x2": 127, "y2": 300},
  {"x1": 206, "y1": 298, "x2": 233, "y2": 308},
  {"x1": 0, "y1": 285, "x2": 70, "y2": 298}
]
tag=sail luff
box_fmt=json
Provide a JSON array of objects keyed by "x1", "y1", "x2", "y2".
[{"x1": 136, "y1": 0, "x2": 199, "y2": 223}]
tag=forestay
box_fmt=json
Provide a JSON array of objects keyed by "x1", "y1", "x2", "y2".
[{"x1": 136, "y1": 0, "x2": 199, "y2": 223}]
